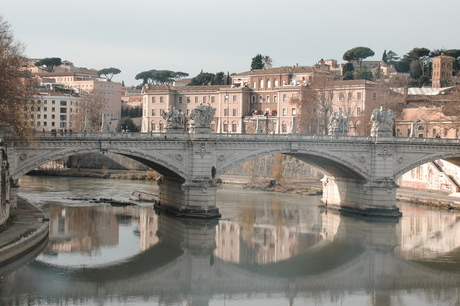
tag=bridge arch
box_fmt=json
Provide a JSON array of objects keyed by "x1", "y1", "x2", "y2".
[
  {"x1": 394, "y1": 152, "x2": 460, "y2": 180},
  {"x1": 11, "y1": 147, "x2": 187, "y2": 183},
  {"x1": 217, "y1": 148, "x2": 368, "y2": 181}
]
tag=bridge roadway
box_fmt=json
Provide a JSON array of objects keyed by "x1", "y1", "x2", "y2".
[
  {"x1": 6, "y1": 131, "x2": 460, "y2": 218},
  {"x1": 2, "y1": 212, "x2": 460, "y2": 305}
]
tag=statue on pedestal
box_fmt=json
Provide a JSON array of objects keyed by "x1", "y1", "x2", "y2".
[
  {"x1": 328, "y1": 111, "x2": 348, "y2": 136},
  {"x1": 371, "y1": 107, "x2": 395, "y2": 137},
  {"x1": 162, "y1": 107, "x2": 185, "y2": 132},
  {"x1": 190, "y1": 103, "x2": 216, "y2": 134}
]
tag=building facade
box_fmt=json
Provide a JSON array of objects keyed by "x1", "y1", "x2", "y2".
[{"x1": 432, "y1": 53, "x2": 455, "y2": 88}]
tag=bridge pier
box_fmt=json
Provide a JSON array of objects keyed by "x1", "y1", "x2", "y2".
[
  {"x1": 321, "y1": 176, "x2": 401, "y2": 217},
  {"x1": 155, "y1": 177, "x2": 221, "y2": 218}
]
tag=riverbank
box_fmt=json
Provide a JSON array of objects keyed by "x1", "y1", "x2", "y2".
[{"x1": 0, "y1": 198, "x2": 49, "y2": 273}]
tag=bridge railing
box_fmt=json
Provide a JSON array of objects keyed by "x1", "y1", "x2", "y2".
[{"x1": 24, "y1": 132, "x2": 460, "y2": 146}]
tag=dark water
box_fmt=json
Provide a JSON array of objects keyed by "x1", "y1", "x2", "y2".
[{"x1": 1, "y1": 176, "x2": 460, "y2": 305}]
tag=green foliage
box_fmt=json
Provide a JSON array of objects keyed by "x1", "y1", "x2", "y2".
[
  {"x1": 34, "y1": 57, "x2": 62, "y2": 72},
  {"x1": 98, "y1": 67, "x2": 121, "y2": 81},
  {"x1": 342, "y1": 46, "x2": 375, "y2": 69},
  {"x1": 214, "y1": 72, "x2": 225, "y2": 85},
  {"x1": 386, "y1": 50, "x2": 399, "y2": 65},
  {"x1": 116, "y1": 117, "x2": 140, "y2": 132},
  {"x1": 135, "y1": 70, "x2": 189, "y2": 85},
  {"x1": 354, "y1": 70, "x2": 373, "y2": 81},
  {"x1": 251, "y1": 54, "x2": 264, "y2": 70},
  {"x1": 121, "y1": 106, "x2": 142, "y2": 118},
  {"x1": 188, "y1": 71, "x2": 214, "y2": 86},
  {"x1": 382, "y1": 50, "x2": 387, "y2": 63}
]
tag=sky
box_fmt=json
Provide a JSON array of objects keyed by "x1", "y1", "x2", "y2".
[{"x1": 1, "y1": 0, "x2": 459, "y2": 86}]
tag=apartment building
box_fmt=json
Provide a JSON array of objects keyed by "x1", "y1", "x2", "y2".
[
  {"x1": 31, "y1": 90, "x2": 80, "y2": 131},
  {"x1": 29, "y1": 60, "x2": 122, "y2": 120}
]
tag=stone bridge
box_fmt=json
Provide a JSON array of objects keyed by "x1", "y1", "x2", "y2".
[{"x1": 5, "y1": 130, "x2": 460, "y2": 218}]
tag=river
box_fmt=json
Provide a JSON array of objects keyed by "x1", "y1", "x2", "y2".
[{"x1": 1, "y1": 175, "x2": 460, "y2": 306}]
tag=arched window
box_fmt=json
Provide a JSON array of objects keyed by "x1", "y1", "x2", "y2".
[
  {"x1": 281, "y1": 121, "x2": 287, "y2": 133},
  {"x1": 151, "y1": 121, "x2": 156, "y2": 131},
  {"x1": 231, "y1": 121, "x2": 237, "y2": 132},
  {"x1": 159, "y1": 121, "x2": 164, "y2": 132},
  {"x1": 259, "y1": 79, "x2": 264, "y2": 88},
  {"x1": 267, "y1": 79, "x2": 271, "y2": 88},
  {"x1": 274, "y1": 78, "x2": 279, "y2": 87}
]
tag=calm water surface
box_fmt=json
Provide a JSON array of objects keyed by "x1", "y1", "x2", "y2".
[{"x1": 1, "y1": 175, "x2": 460, "y2": 306}]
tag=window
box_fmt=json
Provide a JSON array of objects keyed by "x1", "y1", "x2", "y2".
[
  {"x1": 52, "y1": 115, "x2": 55, "y2": 119},
  {"x1": 445, "y1": 128, "x2": 449, "y2": 137},
  {"x1": 178, "y1": 97, "x2": 183, "y2": 103},
  {"x1": 330, "y1": 93, "x2": 334, "y2": 101},
  {"x1": 267, "y1": 79, "x2": 271, "y2": 88},
  {"x1": 151, "y1": 122, "x2": 156, "y2": 131},
  {"x1": 151, "y1": 109, "x2": 156, "y2": 116},
  {"x1": 37, "y1": 114, "x2": 41, "y2": 119},
  {"x1": 266, "y1": 96, "x2": 270, "y2": 103},
  {"x1": 357, "y1": 107, "x2": 361, "y2": 116},
  {"x1": 251, "y1": 96, "x2": 256, "y2": 103},
  {"x1": 44, "y1": 114, "x2": 47, "y2": 119},
  {"x1": 232, "y1": 109, "x2": 237, "y2": 116},
  {"x1": 282, "y1": 108, "x2": 287, "y2": 116},
  {"x1": 433, "y1": 128, "x2": 437, "y2": 137},
  {"x1": 187, "y1": 97, "x2": 190, "y2": 104},
  {"x1": 211, "y1": 96, "x2": 215, "y2": 103},
  {"x1": 223, "y1": 122, "x2": 228, "y2": 132},
  {"x1": 232, "y1": 95, "x2": 237, "y2": 103},
  {"x1": 274, "y1": 95, "x2": 277, "y2": 103},
  {"x1": 232, "y1": 122, "x2": 237, "y2": 132},
  {"x1": 224, "y1": 109, "x2": 229, "y2": 116},
  {"x1": 291, "y1": 108, "x2": 296, "y2": 116},
  {"x1": 159, "y1": 122, "x2": 164, "y2": 131},
  {"x1": 283, "y1": 94, "x2": 287, "y2": 102},
  {"x1": 152, "y1": 97, "x2": 156, "y2": 103},
  {"x1": 52, "y1": 122, "x2": 55, "y2": 127},
  {"x1": 348, "y1": 92, "x2": 353, "y2": 100},
  {"x1": 339, "y1": 93, "x2": 344, "y2": 101},
  {"x1": 195, "y1": 97, "x2": 198, "y2": 103},
  {"x1": 282, "y1": 121, "x2": 287, "y2": 133},
  {"x1": 347, "y1": 107, "x2": 351, "y2": 115},
  {"x1": 60, "y1": 115, "x2": 67, "y2": 121},
  {"x1": 253, "y1": 82, "x2": 257, "y2": 88},
  {"x1": 259, "y1": 79, "x2": 264, "y2": 88},
  {"x1": 203, "y1": 96, "x2": 206, "y2": 103},
  {"x1": 372, "y1": 92, "x2": 377, "y2": 100},
  {"x1": 52, "y1": 100, "x2": 55, "y2": 104},
  {"x1": 52, "y1": 107, "x2": 55, "y2": 112},
  {"x1": 274, "y1": 79, "x2": 279, "y2": 87},
  {"x1": 60, "y1": 101, "x2": 67, "y2": 106},
  {"x1": 259, "y1": 95, "x2": 263, "y2": 103},
  {"x1": 60, "y1": 108, "x2": 67, "y2": 113},
  {"x1": 160, "y1": 96, "x2": 164, "y2": 103}
]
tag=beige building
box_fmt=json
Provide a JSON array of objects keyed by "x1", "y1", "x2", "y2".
[
  {"x1": 29, "y1": 60, "x2": 122, "y2": 120},
  {"x1": 32, "y1": 90, "x2": 80, "y2": 131}
]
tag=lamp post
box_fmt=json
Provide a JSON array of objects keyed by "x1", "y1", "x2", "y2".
[{"x1": 225, "y1": 92, "x2": 229, "y2": 136}]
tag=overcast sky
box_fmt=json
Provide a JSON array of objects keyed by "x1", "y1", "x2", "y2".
[{"x1": 2, "y1": 0, "x2": 459, "y2": 86}]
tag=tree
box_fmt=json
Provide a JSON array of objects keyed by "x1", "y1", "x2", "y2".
[
  {"x1": 342, "y1": 62, "x2": 355, "y2": 80},
  {"x1": 342, "y1": 47, "x2": 375, "y2": 70},
  {"x1": 34, "y1": 57, "x2": 62, "y2": 72},
  {"x1": 386, "y1": 50, "x2": 399, "y2": 65},
  {"x1": 135, "y1": 71, "x2": 153, "y2": 85},
  {"x1": 188, "y1": 71, "x2": 214, "y2": 86},
  {"x1": 214, "y1": 71, "x2": 225, "y2": 85},
  {"x1": 271, "y1": 154, "x2": 286, "y2": 183},
  {"x1": 70, "y1": 91, "x2": 105, "y2": 132},
  {"x1": 382, "y1": 50, "x2": 388, "y2": 63},
  {"x1": 98, "y1": 67, "x2": 121, "y2": 81},
  {"x1": 0, "y1": 16, "x2": 35, "y2": 143},
  {"x1": 408, "y1": 47, "x2": 430, "y2": 76},
  {"x1": 116, "y1": 117, "x2": 139, "y2": 132},
  {"x1": 251, "y1": 54, "x2": 264, "y2": 70},
  {"x1": 354, "y1": 70, "x2": 373, "y2": 81},
  {"x1": 263, "y1": 55, "x2": 273, "y2": 69},
  {"x1": 290, "y1": 77, "x2": 334, "y2": 135}
]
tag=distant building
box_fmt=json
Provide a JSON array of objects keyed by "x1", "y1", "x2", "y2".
[
  {"x1": 432, "y1": 53, "x2": 454, "y2": 88},
  {"x1": 28, "y1": 60, "x2": 122, "y2": 120}
]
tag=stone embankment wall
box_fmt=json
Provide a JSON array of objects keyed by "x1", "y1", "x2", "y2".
[
  {"x1": 225, "y1": 155, "x2": 324, "y2": 180},
  {"x1": 69, "y1": 153, "x2": 323, "y2": 180},
  {"x1": 69, "y1": 153, "x2": 150, "y2": 170}
]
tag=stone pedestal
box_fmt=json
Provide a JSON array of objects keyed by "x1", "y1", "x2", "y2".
[
  {"x1": 320, "y1": 176, "x2": 401, "y2": 217},
  {"x1": 155, "y1": 177, "x2": 220, "y2": 218}
]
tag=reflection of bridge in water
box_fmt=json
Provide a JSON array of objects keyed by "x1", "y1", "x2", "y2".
[{"x1": 6, "y1": 208, "x2": 460, "y2": 305}]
